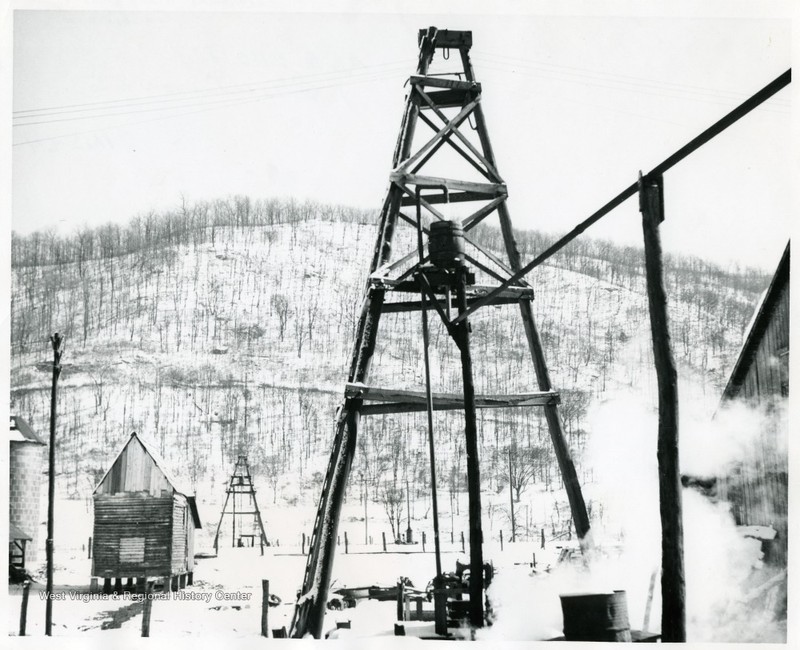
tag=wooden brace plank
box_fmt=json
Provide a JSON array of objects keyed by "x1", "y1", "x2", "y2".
[
  {"x1": 346, "y1": 383, "x2": 559, "y2": 409},
  {"x1": 409, "y1": 75, "x2": 480, "y2": 91},
  {"x1": 415, "y1": 86, "x2": 503, "y2": 183},
  {"x1": 394, "y1": 98, "x2": 480, "y2": 173},
  {"x1": 391, "y1": 172, "x2": 506, "y2": 197}
]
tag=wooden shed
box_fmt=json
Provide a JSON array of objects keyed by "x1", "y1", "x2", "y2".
[
  {"x1": 717, "y1": 241, "x2": 789, "y2": 566},
  {"x1": 92, "y1": 432, "x2": 201, "y2": 592}
]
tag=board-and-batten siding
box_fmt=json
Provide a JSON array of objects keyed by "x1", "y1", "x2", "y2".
[
  {"x1": 95, "y1": 436, "x2": 172, "y2": 496},
  {"x1": 92, "y1": 494, "x2": 173, "y2": 576}
]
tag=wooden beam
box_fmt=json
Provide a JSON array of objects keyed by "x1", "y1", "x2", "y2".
[
  {"x1": 395, "y1": 182, "x2": 446, "y2": 222},
  {"x1": 382, "y1": 294, "x2": 522, "y2": 313},
  {"x1": 394, "y1": 99, "x2": 480, "y2": 173},
  {"x1": 374, "y1": 275, "x2": 533, "y2": 300},
  {"x1": 400, "y1": 190, "x2": 493, "y2": 207},
  {"x1": 409, "y1": 75, "x2": 479, "y2": 90},
  {"x1": 414, "y1": 88, "x2": 477, "y2": 109},
  {"x1": 462, "y1": 196, "x2": 506, "y2": 229},
  {"x1": 391, "y1": 172, "x2": 506, "y2": 197},
  {"x1": 345, "y1": 383, "x2": 559, "y2": 412},
  {"x1": 416, "y1": 109, "x2": 495, "y2": 181},
  {"x1": 415, "y1": 86, "x2": 503, "y2": 183}
]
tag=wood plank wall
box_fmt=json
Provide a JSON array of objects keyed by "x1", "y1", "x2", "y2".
[
  {"x1": 170, "y1": 495, "x2": 194, "y2": 574},
  {"x1": 92, "y1": 494, "x2": 173, "y2": 577},
  {"x1": 719, "y1": 279, "x2": 789, "y2": 566}
]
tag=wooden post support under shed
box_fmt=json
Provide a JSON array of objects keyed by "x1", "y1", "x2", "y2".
[
  {"x1": 19, "y1": 581, "x2": 30, "y2": 636},
  {"x1": 141, "y1": 580, "x2": 153, "y2": 637},
  {"x1": 639, "y1": 172, "x2": 686, "y2": 643},
  {"x1": 261, "y1": 580, "x2": 270, "y2": 637}
]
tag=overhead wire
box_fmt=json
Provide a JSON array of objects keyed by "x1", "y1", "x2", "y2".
[
  {"x1": 12, "y1": 64, "x2": 409, "y2": 147},
  {"x1": 473, "y1": 49, "x2": 791, "y2": 111},
  {"x1": 13, "y1": 62, "x2": 410, "y2": 128},
  {"x1": 475, "y1": 62, "x2": 695, "y2": 129},
  {"x1": 13, "y1": 59, "x2": 411, "y2": 117}
]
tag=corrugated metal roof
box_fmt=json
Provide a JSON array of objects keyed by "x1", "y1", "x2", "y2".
[{"x1": 9, "y1": 416, "x2": 46, "y2": 445}]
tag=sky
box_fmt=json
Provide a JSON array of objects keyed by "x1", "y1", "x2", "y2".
[{"x1": 2, "y1": 1, "x2": 797, "y2": 271}]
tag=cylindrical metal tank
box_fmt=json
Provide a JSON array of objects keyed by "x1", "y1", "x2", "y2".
[
  {"x1": 559, "y1": 590, "x2": 632, "y2": 642},
  {"x1": 428, "y1": 220, "x2": 465, "y2": 269}
]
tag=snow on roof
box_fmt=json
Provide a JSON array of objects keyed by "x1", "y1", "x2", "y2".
[{"x1": 9, "y1": 416, "x2": 46, "y2": 444}]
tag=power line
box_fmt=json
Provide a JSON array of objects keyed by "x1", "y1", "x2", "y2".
[
  {"x1": 12, "y1": 68, "x2": 406, "y2": 147},
  {"x1": 473, "y1": 49, "x2": 791, "y2": 110},
  {"x1": 14, "y1": 64, "x2": 409, "y2": 128},
  {"x1": 476, "y1": 63, "x2": 694, "y2": 129},
  {"x1": 13, "y1": 59, "x2": 411, "y2": 116}
]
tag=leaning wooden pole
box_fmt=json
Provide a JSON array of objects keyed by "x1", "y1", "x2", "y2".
[
  {"x1": 454, "y1": 264, "x2": 484, "y2": 628},
  {"x1": 459, "y1": 46, "x2": 591, "y2": 542},
  {"x1": 45, "y1": 333, "x2": 63, "y2": 636},
  {"x1": 639, "y1": 173, "x2": 685, "y2": 642}
]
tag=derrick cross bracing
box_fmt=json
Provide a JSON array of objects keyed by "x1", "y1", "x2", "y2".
[{"x1": 289, "y1": 26, "x2": 591, "y2": 639}]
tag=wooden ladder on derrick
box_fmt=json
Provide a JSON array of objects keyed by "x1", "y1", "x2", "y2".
[{"x1": 290, "y1": 26, "x2": 590, "y2": 638}]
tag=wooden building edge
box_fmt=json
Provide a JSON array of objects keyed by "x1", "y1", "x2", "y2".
[
  {"x1": 717, "y1": 241, "x2": 789, "y2": 567},
  {"x1": 91, "y1": 432, "x2": 202, "y2": 592}
]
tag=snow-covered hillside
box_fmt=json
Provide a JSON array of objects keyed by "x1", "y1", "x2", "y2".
[{"x1": 9, "y1": 197, "x2": 769, "y2": 545}]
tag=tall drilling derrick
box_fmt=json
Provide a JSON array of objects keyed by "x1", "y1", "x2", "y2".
[{"x1": 290, "y1": 27, "x2": 590, "y2": 638}]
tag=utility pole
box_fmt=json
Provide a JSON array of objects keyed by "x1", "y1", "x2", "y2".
[
  {"x1": 509, "y1": 447, "x2": 516, "y2": 543},
  {"x1": 45, "y1": 333, "x2": 63, "y2": 636},
  {"x1": 639, "y1": 173, "x2": 685, "y2": 642}
]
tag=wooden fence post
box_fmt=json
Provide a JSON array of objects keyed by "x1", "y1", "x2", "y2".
[
  {"x1": 639, "y1": 172, "x2": 685, "y2": 643},
  {"x1": 261, "y1": 580, "x2": 270, "y2": 637},
  {"x1": 460, "y1": 531, "x2": 465, "y2": 553},
  {"x1": 19, "y1": 581, "x2": 30, "y2": 636},
  {"x1": 382, "y1": 532, "x2": 387, "y2": 552},
  {"x1": 88, "y1": 536, "x2": 92, "y2": 559},
  {"x1": 344, "y1": 531, "x2": 349, "y2": 554},
  {"x1": 302, "y1": 532, "x2": 306, "y2": 555},
  {"x1": 141, "y1": 580, "x2": 153, "y2": 637},
  {"x1": 422, "y1": 531, "x2": 426, "y2": 552},
  {"x1": 500, "y1": 529, "x2": 504, "y2": 551},
  {"x1": 396, "y1": 579, "x2": 405, "y2": 621}
]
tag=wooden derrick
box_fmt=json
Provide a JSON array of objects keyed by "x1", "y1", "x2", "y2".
[
  {"x1": 212, "y1": 455, "x2": 268, "y2": 552},
  {"x1": 290, "y1": 26, "x2": 590, "y2": 638}
]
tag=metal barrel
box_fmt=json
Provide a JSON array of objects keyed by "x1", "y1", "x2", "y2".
[
  {"x1": 428, "y1": 220, "x2": 465, "y2": 269},
  {"x1": 560, "y1": 591, "x2": 632, "y2": 642}
]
